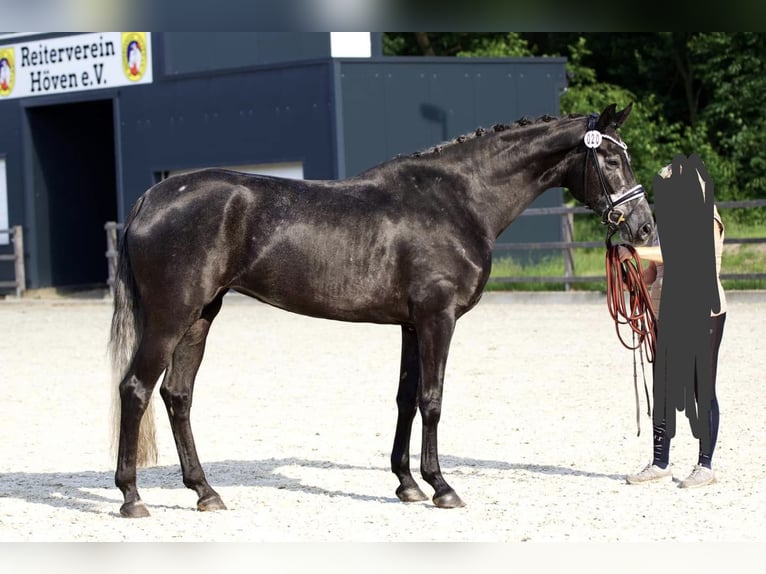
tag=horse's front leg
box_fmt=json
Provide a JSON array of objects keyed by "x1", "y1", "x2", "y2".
[
  {"x1": 391, "y1": 325, "x2": 428, "y2": 502},
  {"x1": 415, "y1": 307, "x2": 465, "y2": 509}
]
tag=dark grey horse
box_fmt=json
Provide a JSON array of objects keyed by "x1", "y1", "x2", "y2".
[{"x1": 109, "y1": 103, "x2": 654, "y2": 517}]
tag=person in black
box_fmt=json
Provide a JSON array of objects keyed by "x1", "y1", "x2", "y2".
[{"x1": 625, "y1": 155, "x2": 726, "y2": 488}]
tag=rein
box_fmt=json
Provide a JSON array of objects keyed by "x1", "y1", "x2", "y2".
[{"x1": 604, "y1": 236, "x2": 657, "y2": 436}]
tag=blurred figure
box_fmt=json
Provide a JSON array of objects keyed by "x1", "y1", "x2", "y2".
[{"x1": 624, "y1": 156, "x2": 726, "y2": 489}]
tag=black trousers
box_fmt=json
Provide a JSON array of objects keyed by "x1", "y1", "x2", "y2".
[{"x1": 653, "y1": 312, "x2": 726, "y2": 468}]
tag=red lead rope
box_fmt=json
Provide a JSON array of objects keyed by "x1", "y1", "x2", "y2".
[
  {"x1": 605, "y1": 243, "x2": 657, "y2": 435},
  {"x1": 605, "y1": 244, "x2": 657, "y2": 360}
]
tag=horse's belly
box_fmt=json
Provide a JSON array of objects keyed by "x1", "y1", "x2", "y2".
[
  {"x1": 234, "y1": 251, "x2": 410, "y2": 324},
  {"x1": 233, "y1": 219, "x2": 485, "y2": 324},
  {"x1": 233, "y1": 275, "x2": 408, "y2": 324}
]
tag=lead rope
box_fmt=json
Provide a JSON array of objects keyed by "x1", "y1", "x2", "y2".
[{"x1": 605, "y1": 238, "x2": 657, "y2": 436}]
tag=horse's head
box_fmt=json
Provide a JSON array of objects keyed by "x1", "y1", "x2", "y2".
[{"x1": 567, "y1": 103, "x2": 655, "y2": 246}]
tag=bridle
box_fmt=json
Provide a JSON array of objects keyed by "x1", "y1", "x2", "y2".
[{"x1": 582, "y1": 113, "x2": 648, "y2": 241}]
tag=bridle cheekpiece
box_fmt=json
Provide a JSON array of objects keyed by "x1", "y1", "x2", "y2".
[{"x1": 583, "y1": 113, "x2": 647, "y2": 233}]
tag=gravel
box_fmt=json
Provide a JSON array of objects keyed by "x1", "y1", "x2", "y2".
[{"x1": 1, "y1": 291, "x2": 765, "y2": 543}]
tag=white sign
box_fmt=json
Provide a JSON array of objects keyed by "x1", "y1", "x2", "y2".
[
  {"x1": 0, "y1": 32, "x2": 153, "y2": 100},
  {"x1": 330, "y1": 32, "x2": 371, "y2": 58}
]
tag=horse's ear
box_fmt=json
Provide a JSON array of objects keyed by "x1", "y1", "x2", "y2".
[
  {"x1": 613, "y1": 102, "x2": 633, "y2": 129},
  {"x1": 596, "y1": 103, "x2": 632, "y2": 131},
  {"x1": 596, "y1": 103, "x2": 617, "y2": 131}
]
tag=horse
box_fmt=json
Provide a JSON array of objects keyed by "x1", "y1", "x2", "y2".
[{"x1": 109, "y1": 103, "x2": 655, "y2": 518}]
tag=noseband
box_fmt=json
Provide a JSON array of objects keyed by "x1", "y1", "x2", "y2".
[{"x1": 583, "y1": 114, "x2": 647, "y2": 235}]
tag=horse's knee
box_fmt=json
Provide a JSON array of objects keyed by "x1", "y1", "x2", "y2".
[{"x1": 419, "y1": 398, "x2": 442, "y2": 427}]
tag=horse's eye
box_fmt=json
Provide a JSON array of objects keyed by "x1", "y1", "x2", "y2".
[{"x1": 605, "y1": 157, "x2": 620, "y2": 168}]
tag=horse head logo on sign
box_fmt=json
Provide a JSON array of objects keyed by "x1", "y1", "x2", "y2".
[
  {"x1": 122, "y1": 32, "x2": 147, "y2": 82},
  {"x1": 0, "y1": 48, "x2": 15, "y2": 97}
]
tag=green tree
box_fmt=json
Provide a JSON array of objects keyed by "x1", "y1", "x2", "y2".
[
  {"x1": 690, "y1": 33, "x2": 766, "y2": 209},
  {"x1": 382, "y1": 32, "x2": 532, "y2": 57}
]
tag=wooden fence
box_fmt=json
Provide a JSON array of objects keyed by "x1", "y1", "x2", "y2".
[
  {"x1": 104, "y1": 221, "x2": 121, "y2": 297},
  {"x1": 104, "y1": 199, "x2": 766, "y2": 295},
  {"x1": 492, "y1": 199, "x2": 766, "y2": 289},
  {"x1": 0, "y1": 226, "x2": 26, "y2": 298}
]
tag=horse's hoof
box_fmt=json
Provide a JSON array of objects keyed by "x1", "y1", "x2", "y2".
[
  {"x1": 433, "y1": 490, "x2": 466, "y2": 509},
  {"x1": 396, "y1": 484, "x2": 429, "y2": 502},
  {"x1": 197, "y1": 494, "x2": 227, "y2": 512},
  {"x1": 120, "y1": 501, "x2": 151, "y2": 518}
]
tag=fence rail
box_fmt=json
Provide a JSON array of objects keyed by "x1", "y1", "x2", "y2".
[
  {"x1": 104, "y1": 199, "x2": 766, "y2": 294},
  {"x1": 0, "y1": 226, "x2": 26, "y2": 298},
  {"x1": 494, "y1": 199, "x2": 766, "y2": 288}
]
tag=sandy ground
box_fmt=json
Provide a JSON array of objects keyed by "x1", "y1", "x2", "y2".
[{"x1": 1, "y1": 291, "x2": 766, "y2": 545}]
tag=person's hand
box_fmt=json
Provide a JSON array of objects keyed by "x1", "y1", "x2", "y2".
[
  {"x1": 643, "y1": 261, "x2": 657, "y2": 286},
  {"x1": 617, "y1": 245, "x2": 634, "y2": 262}
]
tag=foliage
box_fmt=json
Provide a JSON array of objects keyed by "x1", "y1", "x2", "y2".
[
  {"x1": 382, "y1": 33, "x2": 532, "y2": 57},
  {"x1": 454, "y1": 33, "x2": 533, "y2": 57},
  {"x1": 688, "y1": 33, "x2": 766, "y2": 218}
]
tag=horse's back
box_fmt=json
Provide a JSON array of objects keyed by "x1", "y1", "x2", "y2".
[{"x1": 126, "y1": 167, "x2": 490, "y2": 323}]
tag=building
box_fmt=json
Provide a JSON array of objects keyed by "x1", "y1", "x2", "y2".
[{"x1": 0, "y1": 32, "x2": 567, "y2": 292}]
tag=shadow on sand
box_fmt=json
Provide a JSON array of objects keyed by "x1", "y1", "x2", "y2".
[{"x1": 0, "y1": 454, "x2": 626, "y2": 516}]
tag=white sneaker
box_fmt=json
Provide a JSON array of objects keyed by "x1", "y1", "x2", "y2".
[
  {"x1": 626, "y1": 462, "x2": 672, "y2": 484},
  {"x1": 679, "y1": 465, "x2": 716, "y2": 489}
]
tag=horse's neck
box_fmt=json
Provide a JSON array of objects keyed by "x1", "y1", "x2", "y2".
[{"x1": 467, "y1": 118, "x2": 585, "y2": 241}]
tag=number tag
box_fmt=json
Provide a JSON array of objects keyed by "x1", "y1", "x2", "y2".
[{"x1": 583, "y1": 130, "x2": 603, "y2": 149}]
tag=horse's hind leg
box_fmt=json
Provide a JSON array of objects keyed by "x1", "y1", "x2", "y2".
[
  {"x1": 116, "y1": 320, "x2": 183, "y2": 518},
  {"x1": 391, "y1": 325, "x2": 428, "y2": 502},
  {"x1": 159, "y1": 294, "x2": 226, "y2": 512}
]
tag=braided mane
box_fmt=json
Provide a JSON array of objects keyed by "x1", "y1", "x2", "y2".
[{"x1": 403, "y1": 113, "x2": 585, "y2": 158}]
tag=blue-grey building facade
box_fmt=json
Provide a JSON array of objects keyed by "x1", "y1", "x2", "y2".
[{"x1": 0, "y1": 32, "x2": 567, "y2": 291}]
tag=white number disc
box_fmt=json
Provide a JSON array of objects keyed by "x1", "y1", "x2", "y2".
[{"x1": 583, "y1": 130, "x2": 603, "y2": 149}]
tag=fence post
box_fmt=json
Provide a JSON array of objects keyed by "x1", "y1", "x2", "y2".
[
  {"x1": 560, "y1": 212, "x2": 575, "y2": 291},
  {"x1": 105, "y1": 222, "x2": 119, "y2": 297},
  {"x1": 12, "y1": 225, "x2": 25, "y2": 298}
]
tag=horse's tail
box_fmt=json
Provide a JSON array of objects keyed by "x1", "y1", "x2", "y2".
[{"x1": 108, "y1": 195, "x2": 158, "y2": 467}]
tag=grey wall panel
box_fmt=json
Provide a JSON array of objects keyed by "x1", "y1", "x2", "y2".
[
  {"x1": 338, "y1": 59, "x2": 567, "y2": 176},
  {"x1": 162, "y1": 33, "x2": 331, "y2": 76},
  {"x1": 338, "y1": 58, "x2": 569, "y2": 253}
]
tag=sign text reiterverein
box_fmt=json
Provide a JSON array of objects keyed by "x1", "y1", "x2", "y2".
[{"x1": 0, "y1": 32, "x2": 152, "y2": 100}]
